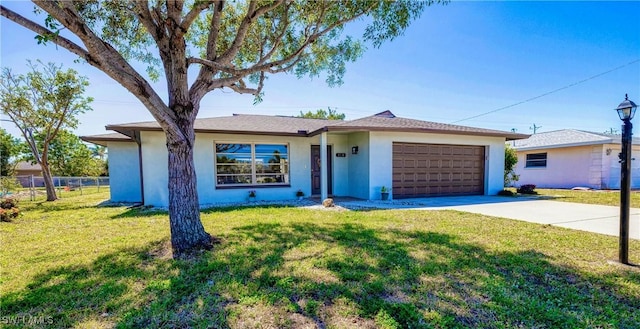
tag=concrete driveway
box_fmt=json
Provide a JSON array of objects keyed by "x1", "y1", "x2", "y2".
[{"x1": 337, "y1": 196, "x2": 640, "y2": 239}]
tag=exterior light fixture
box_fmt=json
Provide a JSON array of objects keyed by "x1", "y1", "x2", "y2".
[
  {"x1": 616, "y1": 94, "x2": 637, "y2": 265},
  {"x1": 617, "y1": 94, "x2": 637, "y2": 121}
]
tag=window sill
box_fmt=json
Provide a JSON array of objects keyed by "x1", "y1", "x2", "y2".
[{"x1": 216, "y1": 184, "x2": 291, "y2": 190}]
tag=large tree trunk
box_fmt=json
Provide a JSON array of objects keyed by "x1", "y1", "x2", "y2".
[
  {"x1": 165, "y1": 117, "x2": 212, "y2": 257},
  {"x1": 40, "y1": 161, "x2": 57, "y2": 201}
]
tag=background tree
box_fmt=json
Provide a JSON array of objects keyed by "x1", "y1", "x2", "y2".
[
  {"x1": 504, "y1": 145, "x2": 519, "y2": 187},
  {"x1": 23, "y1": 130, "x2": 106, "y2": 177},
  {"x1": 1, "y1": 1, "x2": 437, "y2": 256},
  {"x1": 298, "y1": 107, "x2": 346, "y2": 120},
  {"x1": 0, "y1": 128, "x2": 21, "y2": 176},
  {"x1": 0, "y1": 61, "x2": 93, "y2": 201},
  {"x1": 90, "y1": 145, "x2": 107, "y2": 161}
]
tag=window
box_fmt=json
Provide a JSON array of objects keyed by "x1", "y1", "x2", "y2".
[
  {"x1": 215, "y1": 143, "x2": 289, "y2": 186},
  {"x1": 525, "y1": 153, "x2": 547, "y2": 168}
]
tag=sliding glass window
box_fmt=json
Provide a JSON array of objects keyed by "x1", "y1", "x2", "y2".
[{"x1": 215, "y1": 143, "x2": 289, "y2": 186}]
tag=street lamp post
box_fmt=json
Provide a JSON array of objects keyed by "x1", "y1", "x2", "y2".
[{"x1": 616, "y1": 94, "x2": 637, "y2": 265}]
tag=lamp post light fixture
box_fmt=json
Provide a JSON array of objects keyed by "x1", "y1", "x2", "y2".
[{"x1": 616, "y1": 94, "x2": 637, "y2": 265}]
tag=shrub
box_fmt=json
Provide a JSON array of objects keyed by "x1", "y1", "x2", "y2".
[
  {"x1": 497, "y1": 189, "x2": 515, "y2": 196},
  {"x1": 0, "y1": 198, "x2": 19, "y2": 222},
  {"x1": 0, "y1": 176, "x2": 21, "y2": 195},
  {"x1": 517, "y1": 184, "x2": 537, "y2": 195},
  {"x1": 504, "y1": 145, "x2": 519, "y2": 187}
]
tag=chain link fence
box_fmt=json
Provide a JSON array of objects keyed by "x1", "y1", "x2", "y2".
[{"x1": 1, "y1": 175, "x2": 110, "y2": 201}]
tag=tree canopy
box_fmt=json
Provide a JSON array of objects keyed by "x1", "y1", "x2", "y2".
[
  {"x1": 0, "y1": 128, "x2": 21, "y2": 176},
  {"x1": 0, "y1": 60, "x2": 93, "y2": 200},
  {"x1": 22, "y1": 130, "x2": 107, "y2": 177},
  {"x1": 504, "y1": 144, "x2": 519, "y2": 186},
  {"x1": 298, "y1": 107, "x2": 346, "y2": 120},
  {"x1": 1, "y1": 0, "x2": 440, "y2": 256}
]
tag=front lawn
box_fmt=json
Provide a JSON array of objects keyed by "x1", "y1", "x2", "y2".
[
  {"x1": 1, "y1": 192, "x2": 639, "y2": 328},
  {"x1": 534, "y1": 188, "x2": 640, "y2": 208}
]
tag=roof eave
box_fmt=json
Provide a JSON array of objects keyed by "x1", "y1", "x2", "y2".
[
  {"x1": 106, "y1": 125, "x2": 314, "y2": 138},
  {"x1": 80, "y1": 136, "x2": 135, "y2": 146},
  {"x1": 314, "y1": 126, "x2": 529, "y2": 139}
]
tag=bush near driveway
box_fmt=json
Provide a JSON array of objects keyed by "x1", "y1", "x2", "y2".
[{"x1": 1, "y1": 192, "x2": 639, "y2": 328}]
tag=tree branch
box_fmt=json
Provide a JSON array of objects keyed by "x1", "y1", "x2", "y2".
[
  {"x1": 0, "y1": 5, "x2": 92, "y2": 63},
  {"x1": 190, "y1": 1, "x2": 225, "y2": 101},
  {"x1": 206, "y1": 0, "x2": 224, "y2": 61},
  {"x1": 227, "y1": 72, "x2": 264, "y2": 96},
  {"x1": 27, "y1": 1, "x2": 189, "y2": 142},
  {"x1": 181, "y1": 0, "x2": 213, "y2": 31},
  {"x1": 132, "y1": 1, "x2": 162, "y2": 43},
  {"x1": 188, "y1": 57, "x2": 236, "y2": 73},
  {"x1": 217, "y1": 0, "x2": 284, "y2": 64},
  {"x1": 189, "y1": 5, "x2": 369, "y2": 83}
]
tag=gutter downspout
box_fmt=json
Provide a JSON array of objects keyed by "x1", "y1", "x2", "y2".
[{"x1": 132, "y1": 131, "x2": 145, "y2": 205}]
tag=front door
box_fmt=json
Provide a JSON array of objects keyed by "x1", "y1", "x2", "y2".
[{"x1": 311, "y1": 145, "x2": 333, "y2": 196}]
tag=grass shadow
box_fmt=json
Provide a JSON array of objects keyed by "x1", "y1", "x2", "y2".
[
  {"x1": 111, "y1": 204, "x2": 306, "y2": 219},
  {"x1": 3, "y1": 221, "x2": 639, "y2": 328}
]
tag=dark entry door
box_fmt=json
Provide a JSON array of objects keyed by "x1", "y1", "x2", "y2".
[{"x1": 311, "y1": 145, "x2": 333, "y2": 195}]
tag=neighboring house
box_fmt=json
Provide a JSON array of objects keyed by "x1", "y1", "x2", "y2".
[
  {"x1": 13, "y1": 161, "x2": 42, "y2": 177},
  {"x1": 81, "y1": 111, "x2": 526, "y2": 206},
  {"x1": 12, "y1": 161, "x2": 44, "y2": 188},
  {"x1": 512, "y1": 129, "x2": 640, "y2": 189}
]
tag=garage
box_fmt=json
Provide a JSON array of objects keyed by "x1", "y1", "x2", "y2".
[{"x1": 392, "y1": 142, "x2": 485, "y2": 198}]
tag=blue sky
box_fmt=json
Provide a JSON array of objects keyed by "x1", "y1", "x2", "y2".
[{"x1": 1, "y1": 1, "x2": 639, "y2": 138}]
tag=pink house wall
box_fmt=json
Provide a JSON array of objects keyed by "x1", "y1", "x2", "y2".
[
  {"x1": 516, "y1": 145, "x2": 599, "y2": 189},
  {"x1": 515, "y1": 144, "x2": 640, "y2": 189}
]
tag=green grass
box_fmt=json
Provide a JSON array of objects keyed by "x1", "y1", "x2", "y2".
[
  {"x1": 7, "y1": 186, "x2": 109, "y2": 203},
  {"x1": 1, "y1": 192, "x2": 639, "y2": 328},
  {"x1": 534, "y1": 188, "x2": 640, "y2": 208}
]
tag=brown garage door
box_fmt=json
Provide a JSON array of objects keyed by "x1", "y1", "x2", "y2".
[{"x1": 392, "y1": 143, "x2": 485, "y2": 198}]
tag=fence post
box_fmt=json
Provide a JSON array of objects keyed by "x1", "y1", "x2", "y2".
[
  {"x1": 30, "y1": 175, "x2": 35, "y2": 201},
  {"x1": 96, "y1": 177, "x2": 100, "y2": 192},
  {"x1": 79, "y1": 177, "x2": 83, "y2": 195}
]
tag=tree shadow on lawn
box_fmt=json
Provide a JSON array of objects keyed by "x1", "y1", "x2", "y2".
[
  {"x1": 111, "y1": 204, "x2": 305, "y2": 219},
  {"x1": 2, "y1": 224, "x2": 639, "y2": 328}
]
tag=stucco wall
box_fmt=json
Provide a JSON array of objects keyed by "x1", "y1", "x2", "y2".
[
  {"x1": 140, "y1": 131, "x2": 168, "y2": 206},
  {"x1": 139, "y1": 131, "x2": 351, "y2": 206},
  {"x1": 136, "y1": 130, "x2": 506, "y2": 205},
  {"x1": 601, "y1": 144, "x2": 640, "y2": 189},
  {"x1": 368, "y1": 131, "x2": 505, "y2": 199},
  {"x1": 107, "y1": 141, "x2": 142, "y2": 203},
  {"x1": 516, "y1": 145, "x2": 596, "y2": 188},
  {"x1": 347, "y1": 132, "x2": 370, "y2": 199},
  {"x1": 326, "y1": 134, "x2": 350, "y2": 197},
  {"x1": 516, "y1": 144, "x2": 640, "y2": 189}
]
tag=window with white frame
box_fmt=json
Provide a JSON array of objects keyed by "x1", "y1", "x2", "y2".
[
  {"x1": 215, "y1": 143, "x2": 289, "y2": 186},
  {"x1": 525, "y1": 153, "x2": 547, "y2": 168}
]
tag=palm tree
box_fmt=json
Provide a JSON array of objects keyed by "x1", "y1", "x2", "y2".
[{"x1": 90, "y1": 145, "x2": 107, "y2": 160}]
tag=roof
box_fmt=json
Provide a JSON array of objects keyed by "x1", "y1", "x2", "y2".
[
  {"x1": 13, "y1": 161, "x2": 42, "y2": 171},
  {"x1": 80, "y1": 132, "x2": 133, "y2": 146},
  {"x1": 321, "y1": 111, "x2": 527, "y2": 140},
  {"x1": 105, "y1": 115, "x2": 331, "y2": 137},
  {"x1": 85, "y1": 111, "x2": 527, "y2": 142},
  {"x1": 512, "y1": 129, "x2": 640, "y2": 151}
]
